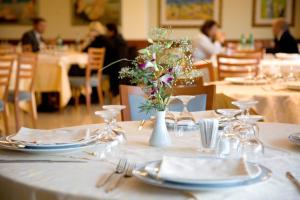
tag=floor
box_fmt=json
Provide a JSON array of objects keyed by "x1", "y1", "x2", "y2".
[{"x1": 1, "y1": 103, "x2": 121, "y2": 135}]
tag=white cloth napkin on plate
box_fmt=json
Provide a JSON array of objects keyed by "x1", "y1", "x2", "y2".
[
  {"x1": 10, "y1": 127, "x2": 95, "y2": 144},
  {"x1": 158, "y1": 156, "x2": 252, "y2": 182}
]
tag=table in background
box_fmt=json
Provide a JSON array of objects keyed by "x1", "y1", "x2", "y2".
[
  {"x1": 213, "y1": 81, "x2": 300, "y2": 123},
  {"x1": 0, "y1": 111, "x2": 299, "y2": 200},
  {"x1": 35, "y1": 52, "x2": 88, "y2": 108}
]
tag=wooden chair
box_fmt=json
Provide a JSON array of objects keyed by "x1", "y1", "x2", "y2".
[
  {"x1": 119, "y1": 83, "x2": 216, "y2": 121},
  {"x1": 171, "y1": 84, "x2": 216, "y2": 111},
  {"x1": 217, "y1": 54, "x2": 260, "y2": 80},
  {"x1": 69, "y1": 48, "x2": 105, "y2": 112},
  {"x1": 231, "y1": 49, "x2": 264, "y2": 59},
  {"x1": 8, "y1": 53, "x2": 38, "y2": 131},
  {"x1": 0, "y1": 44, "x2": 15, "y2": 55},
  {"x1": 120, "y1": 85, "x2": 145, "y2": 121},
  {"x1": 193, "y1": 61, "x2": 215, "y2": 82},
  {"x1": 22, "y1": 44, "x2": 33, "y2": 53},
  {"x1": 0, "y1": 57, "x2": 13, "y2": 135}
]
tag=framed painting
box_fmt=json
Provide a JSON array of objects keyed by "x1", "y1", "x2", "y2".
[
  {"x1": 159, "y1": 0, "x2": 222, "y2": 28},
  {"x1": 0, "y1": 0, "x2": 38, "y2": 25},
  {"x1": 71, "y1": 0, "x2": 121, "y2": 25},
  {"x1": 252, "y1": 0, "x2": 295, "y2": 27}
]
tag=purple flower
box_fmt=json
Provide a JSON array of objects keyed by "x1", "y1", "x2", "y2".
[
  {"x1": 138, "y1": 63, "x2": 146, "y2": 69},
  {"x1": 160, "y1": 74, "x2": 174, "y2": 86}
]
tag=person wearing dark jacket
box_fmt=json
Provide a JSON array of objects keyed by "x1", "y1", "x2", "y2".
[
  {"x1": 21, "y1": 17, "x2": 47, "y2": 52},
  {"x1": 266, "y1": 18, "x2": 299, "y2": 54},
  {"x1": 106, "y1": 23, "x2": 128, "y2": 96}
]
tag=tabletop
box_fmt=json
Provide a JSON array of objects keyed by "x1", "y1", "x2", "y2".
[
  {"x1": 213, "y1": 81, "x2": 300, "y2": 124},
  {"x1": 0, "y1": 111, "x2": 300, "y2": 200}
]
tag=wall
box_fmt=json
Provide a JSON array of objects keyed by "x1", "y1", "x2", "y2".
[{"x1": 0, "y1": 0, "x2": 299, "y2": 40}]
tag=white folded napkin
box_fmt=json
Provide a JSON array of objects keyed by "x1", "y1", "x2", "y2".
[
  {"x1": 158, "y1": 156, "x2": 253, "y2": 182},
  {"x1": 198, "y1": 119, "x2": 219, "y2": 149},
  {"x1": 10, "y1": 127, "x2": 96, "y2": 144}
]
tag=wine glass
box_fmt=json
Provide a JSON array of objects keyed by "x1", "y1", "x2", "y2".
[
  {"x1": 215, "y1": 109, "x2": 242, "y2": 158},
  {"x1": 175, "y1": 95, "x2": 195, "y2": 122},
  {"x1": 232, "y1": 100, "x2": 258, "y2": 119},
  {"x1": 102, "y1": 105, "x2": 126, "y2": 129},
  {"x1": 234, "y1": 115, "x2": 264, "y2": 162}
]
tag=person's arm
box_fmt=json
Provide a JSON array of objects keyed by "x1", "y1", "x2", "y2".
[{"x1": 196, "y1": 36, "x2": 223, "y2": 57}]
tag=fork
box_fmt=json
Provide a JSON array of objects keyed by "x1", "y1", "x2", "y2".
[
  {"x1": 95, "y1": 158, "x2": 127, "y2": 188},
  {"x1": 105, "y1": 162, "x2": 136, "y2": 192}
]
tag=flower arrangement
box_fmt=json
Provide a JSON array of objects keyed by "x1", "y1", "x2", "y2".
[{"x1": 119, "y1": 28, "x2": 194, "y2": 113}]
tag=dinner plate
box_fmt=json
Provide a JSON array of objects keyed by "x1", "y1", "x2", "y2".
[
  {"x1": 285, "y1": 82, "x2": 300, "y2": 91},
  {"x1": 133, "y1": 160, "x2": 272, "y2": 191},
  {"x1": 144, "y1": 160, "x2": 262, "y2": 185},
  {"x1": 288, "y1": 133, "x2": 300, "y2": 146},
  {"x1": 0, "y1": 138, "x2": 99, "y2": 153},
  {"x1": 225, "y1": 77, "x2": 268, "y2": 85},
  {"x1": 5, "y1": 128, "x2": 100, "y2": 149}
]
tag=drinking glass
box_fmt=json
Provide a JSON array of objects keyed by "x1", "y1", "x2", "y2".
[
  {"x1": 232, "y1": 100, "x2": 258, "y2": 118},
  {"x1": 102, "y1": 105, "x2": 126, "y2": 129},
  {"x1": 176, "y1": 95, "x2": 195, "y2": 122},
  {"x1": 95, "y1": 109, "x2": 127, "y2": 143}
]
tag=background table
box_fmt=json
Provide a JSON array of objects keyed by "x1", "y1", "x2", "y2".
[
  {"x1": 214, "y1": 81, "x2": 300, "y2": 123},
  {"x1": 35, "y1": 52, "x2": 88, "y2": 108},
  {"x1": 0, "y1": 111, "x2": 300, "y2": 200}
]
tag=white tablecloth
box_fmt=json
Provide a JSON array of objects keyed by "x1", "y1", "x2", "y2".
[
  {"x1": 0, "y1": 111, "x2": 300, "y2": 200},
  {"x1": 214, "y1": 81, "x2": 300, "y2": 123}
]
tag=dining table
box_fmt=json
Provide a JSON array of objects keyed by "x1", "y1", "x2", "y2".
[
  {"x1": 213, "y1": 81, "x2": 300, "y2": 124},
  {"x1": 0, "y1": 111, "x2": 299, "y2": 200}
]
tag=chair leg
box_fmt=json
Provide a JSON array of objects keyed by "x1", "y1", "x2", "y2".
[
  {"x1": 85, "y1": 86, "x2": 91, "y2": 113},
  {"x1": 14, "y1": 100, "x2": 21, "y2": 132},
  {"x1": 3, "y1": 103, "x2": 9, "y2": 135},
  {"x1": 97, "y1": 85, "x2": 104, "y2": 106},
  {"x1": 74, "y1": 88, "x2": 80, "y2": 108},
  {"x1": 29, "y1": 93, "x2": 38, "y2": 128}
]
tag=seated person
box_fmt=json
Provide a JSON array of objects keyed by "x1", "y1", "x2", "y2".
[
  {"x1": 106, "y1": 23, "x2": 128, "y2": 96},
  {"x1": 266, "y1": 18, "x2": 299, "y2": 54},
  {"x1": 69, "y1": 21, "x2": 116, "y2": 76},
  {"x1": 21, "y1": 17, "x2": 47, "y2": 52},
  {"x1": 193, "y1": 20, "x2": 225, "y2": 60}
]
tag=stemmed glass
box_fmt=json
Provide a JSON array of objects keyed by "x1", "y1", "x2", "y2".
[
  {"x1": 175, "y1": 95, "x2": 196, "y2": 123},
  {"x1": 232, "y1": 100, "x2": 258, "y2": 119},
  {"x1": 215, "y1": 109, "x2": 242, "y2": 158},
  {"x1": 234, "y1": 115, "x2": 264, "y2": 161},
  {"x1": 102, "y1": 105, "x2": 126, "y2": 129},
  {"x1": 95, "y1": 110, "x2": 116, "y2": 141},
  {"x1": 285, "y1": 64, "x2": 297, "y2": 82}
]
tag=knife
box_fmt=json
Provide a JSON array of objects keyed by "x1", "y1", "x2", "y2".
[{"x1": 286, "y1": 171, "x2": 300, "y2": 191}]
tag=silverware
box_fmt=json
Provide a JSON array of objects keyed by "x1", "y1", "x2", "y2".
[
  {"x1": 0, "y1": 140, "x2": 26, "y2": 148},
  {"x1": 286, "y1": 171, "x2": 300, "y2": 191},
  {"x1": 0, "y1": 159, "x2": 87, "y2": 163},
  {"x1": 138, "y1": 120, "x2": 146, "y2": 131},
  {"x1": 105, "y1": 162, "x2": 135, "y2": 193},
  {"x1": 96, "y1": 158, "x2": 127, "y2": 188}
]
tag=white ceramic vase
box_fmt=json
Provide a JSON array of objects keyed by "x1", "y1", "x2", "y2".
[{"x1": 149, "y1": 111, "x2": 171, "y2": 147}]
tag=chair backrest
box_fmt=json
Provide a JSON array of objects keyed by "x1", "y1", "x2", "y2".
[
  {"x1": 0, "y1": 44, "x2": 16, "y2": 55},
  {"x1": 0, "y1": 57, "x2": 13, "y2": 101},
  {"x1": 86, "y1": 48, "x2": 105, "y2": 84},
  {"x1": 119, "y1": 83, "x2": 216, "y2": 121},
  {"x1": 171, "y1": 84, "x2": 216, "y2": 111},
  {"x1": 231, "y1": 49, "x2": 264, "y2": 59},
  {"x1": 193, "y1": 61, "x2": 215, "y2": 82},
  {"x1": 120, "y1": 85, "x2": 148, "y2": 121},
  {"x1": 217, "y1": 54, "x2": 260, "y2": 80},
  {"x1": 22, "y1": 44, "x2": 33, "y2": 53},
  {"x1": 15, "y1": 53, "x2": 37, "y2": 96}
]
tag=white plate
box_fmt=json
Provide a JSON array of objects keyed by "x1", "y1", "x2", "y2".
[
  {"x1": 0, "y1": 138, "x2": 99, "y2": 153},
  {"x1": 225, "y1": 77, "x2": 268, "y2": 85},
  {"x1": 285, "y1": 82, "x2": 300, "y2": 91},
  {"x1": 133, "y1": 160, "x2": 272, "y2": 191},
  {"x1": 144, "y1": 159, "x2": 261, "y2": 185}
]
